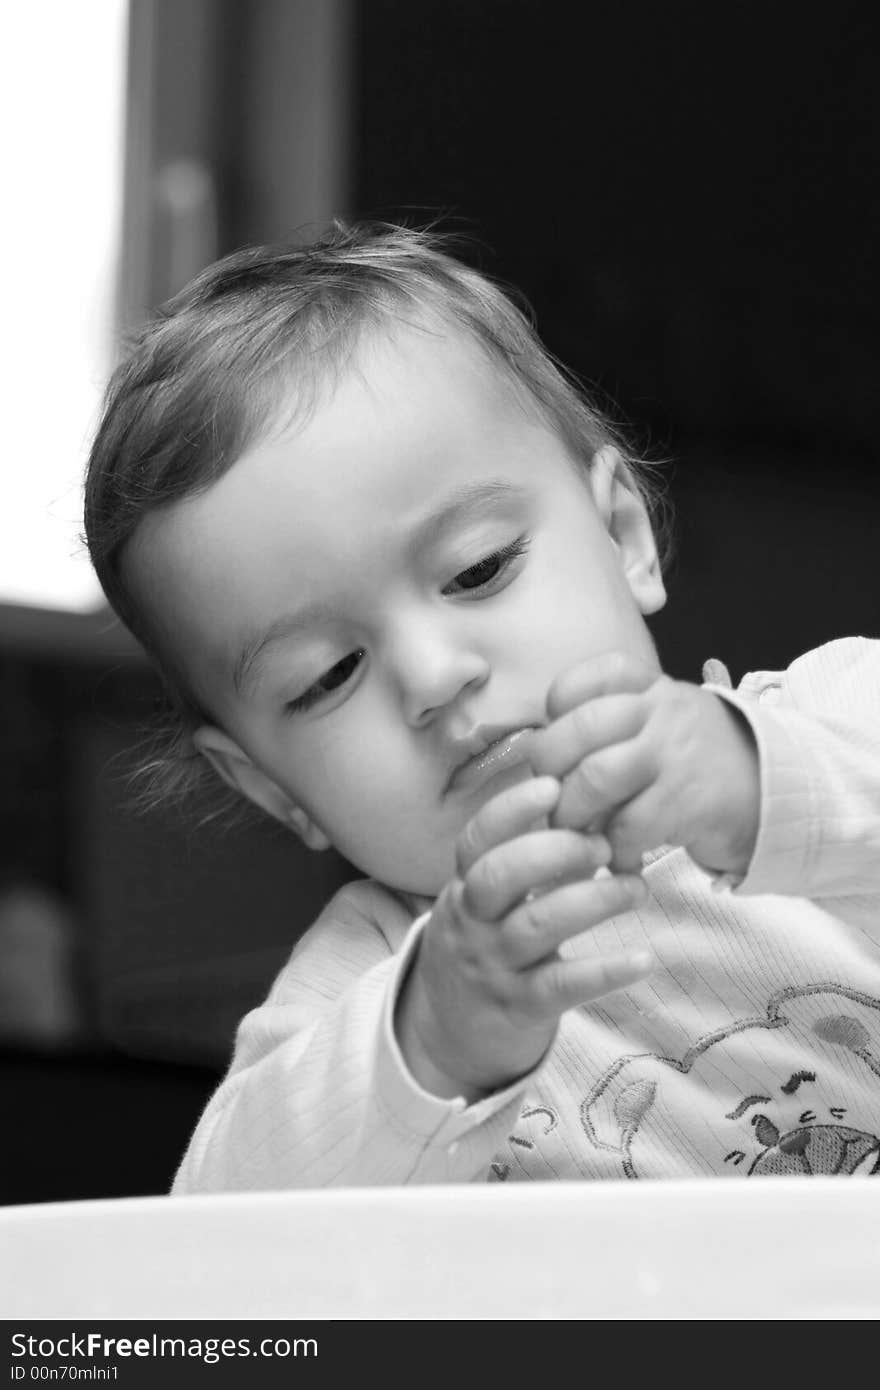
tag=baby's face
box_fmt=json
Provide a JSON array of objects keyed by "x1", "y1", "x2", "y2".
[{"x1": 131, "y1": 325, "x2": 664, "y2": 894}]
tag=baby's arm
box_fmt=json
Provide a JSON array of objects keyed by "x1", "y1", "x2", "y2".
[
  {"x1": 171, "y1": 881, "x2": 505, "y2": 1192},
  {"x1": 707, "y1": 636, "x2": 880, "y2": 900},
  {"x1": 173, "y1": 776, "x2": 653, "y2": 1192},
  {"x1": 528, "y1": 638, "x2": 880, "y2": 902}
]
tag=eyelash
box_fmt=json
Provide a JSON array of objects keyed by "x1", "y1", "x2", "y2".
[
  {"x1": 442, "y1": 534, "x2": 530, "y2": 596},
  {"x1": 284, "y1": 648, "x2": 366, "y2": 715},
  {"x1": 284, "y1": 534, "x2": 531, "y2": 715}
]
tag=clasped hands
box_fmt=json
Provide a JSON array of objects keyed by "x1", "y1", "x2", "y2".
[{"x1": 396, "y1": 650, "x2": 761, "y2": 1100}]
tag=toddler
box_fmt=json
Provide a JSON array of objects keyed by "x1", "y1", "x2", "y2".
[{"x1": 84, "y1": 223, "x2": 880, "y2": 1188}]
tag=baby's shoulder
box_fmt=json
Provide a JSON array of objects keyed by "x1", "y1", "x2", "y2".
[
  {"x1": 304, "y1": 876, "x2": 417, "y2": 955},
  {"x1": 262, "y1": 879, "x2": 416, "y2": 1008}
]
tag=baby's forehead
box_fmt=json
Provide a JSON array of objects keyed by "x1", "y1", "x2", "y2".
[
  {"x1": 275, "y1": 331, "x2": 560, "y2": 522},
  {"x1": 262, "y1": 311, "x2": 540, "y2": 445}
]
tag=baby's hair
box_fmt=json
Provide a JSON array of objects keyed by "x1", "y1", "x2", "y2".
[{"x1": 84, "y1": 219, "x2": 666, "y2": 817}]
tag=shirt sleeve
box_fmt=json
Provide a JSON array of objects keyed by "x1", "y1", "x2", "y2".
[
  {"x1": 703, "y1": 637, "x2": 880, "y2": 901},
  {"x1": 170, "y1": 880, "x2": 528, "y2": 1192}
]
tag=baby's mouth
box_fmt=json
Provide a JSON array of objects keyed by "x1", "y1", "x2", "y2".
[{"x1": 445, "y1": 727, "x2": 537, "y2": 796}]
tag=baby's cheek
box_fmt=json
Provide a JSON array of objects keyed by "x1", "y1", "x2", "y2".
[{"x1": 310, "y1": 754, "x2": 452, "y2": 891}]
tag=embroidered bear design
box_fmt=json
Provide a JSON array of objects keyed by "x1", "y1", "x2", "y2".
[{"x1": 579, "y1": 984, "x2": 880, "y2": 1179}]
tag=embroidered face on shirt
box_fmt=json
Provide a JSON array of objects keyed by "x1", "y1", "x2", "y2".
[{"x1": 575, "y1": 983, "x2": 880, "y2": 1179}]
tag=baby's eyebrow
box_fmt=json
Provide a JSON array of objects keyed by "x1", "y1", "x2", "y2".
[
  {"x1": 232, "y1": 599, "x2": 337, "y2": 698},
  {"x1": 406, "y1": 478, "x2": 531, "y2": 553},
  {"x1": 232, "y1": 478, "x2": 529, "y2": 697}
]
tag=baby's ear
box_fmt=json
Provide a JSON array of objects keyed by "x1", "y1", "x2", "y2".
[
  {"x1": 589, "y1": 445, "x2": 666, "y2": 615},
  {"x1": 192, "y1": 726, "x2": 332, "y2": 850}
]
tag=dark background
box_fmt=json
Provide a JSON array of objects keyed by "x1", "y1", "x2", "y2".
[{"x1": 2, "y1": 0, "x2": 878, "y2": 1204}]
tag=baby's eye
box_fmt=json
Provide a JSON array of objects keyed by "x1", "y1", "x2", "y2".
[
  {"x1": 443, "y1": 535, "x2": 530, "y2": 596},
  {"x1": 285, "y1": 649, "x2": 364, "y2": 714}
]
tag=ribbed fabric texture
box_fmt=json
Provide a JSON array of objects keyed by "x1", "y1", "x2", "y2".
[{"x1": 173, "y1": 639, "x2": 880, "y2": 1190}]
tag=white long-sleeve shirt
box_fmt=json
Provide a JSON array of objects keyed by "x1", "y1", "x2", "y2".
[{"x1": 172, "y1": 638, "x2": 880, "y2": 1191}]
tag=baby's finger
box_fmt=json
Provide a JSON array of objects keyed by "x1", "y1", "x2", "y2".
[
  {"x1": 551, "y1": 738, "x2": 656, "y2": 831},
  {"x1": 500, "y1": 870, "x2": 646, "y2": 967},
  {"x1": 529, "y1": 692, "x2": 645, "y2": 779},
  {"x1": 519, "y1": 948, "x2": 655, "y2": 1024},
  {"x1": 454, "y1": 775, "x2": 560, "y2": 879},
  {"x1": 461, "y1": 828, "x2": 611, "y2": 921},
  {"x1": 602, "y1": 783, "x2": 677, "y2": 873},
  {"x1": 545, "y1": 649, "x2": 657, "y2": 721}
]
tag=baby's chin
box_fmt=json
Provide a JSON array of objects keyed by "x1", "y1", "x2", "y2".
[
  {"x1": 336, "y1": 834, "x2": 453, "y2": 903},
  {"x1": 375, "y1": 843, "x2": 458, "y2": 903},
  {"x1": 345, "y1": 764, "x2": 539, "y2": 903}
]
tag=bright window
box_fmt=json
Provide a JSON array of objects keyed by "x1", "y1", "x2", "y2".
[{"x1": 0, "y1": 1, "x2": 128, "y2": 612}]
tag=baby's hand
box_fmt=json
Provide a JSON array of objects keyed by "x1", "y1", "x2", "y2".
[
  {"x1": 394, "y1": 775, "x2": 652, "y2": 1101},
  {"x1": 528, "y1": 650, "x2": 760, "y2": 878}
]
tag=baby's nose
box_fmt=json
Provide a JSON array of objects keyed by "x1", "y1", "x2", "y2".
[{"x1": 391, "y1": 624, "x2": 490, "y2": 726}]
